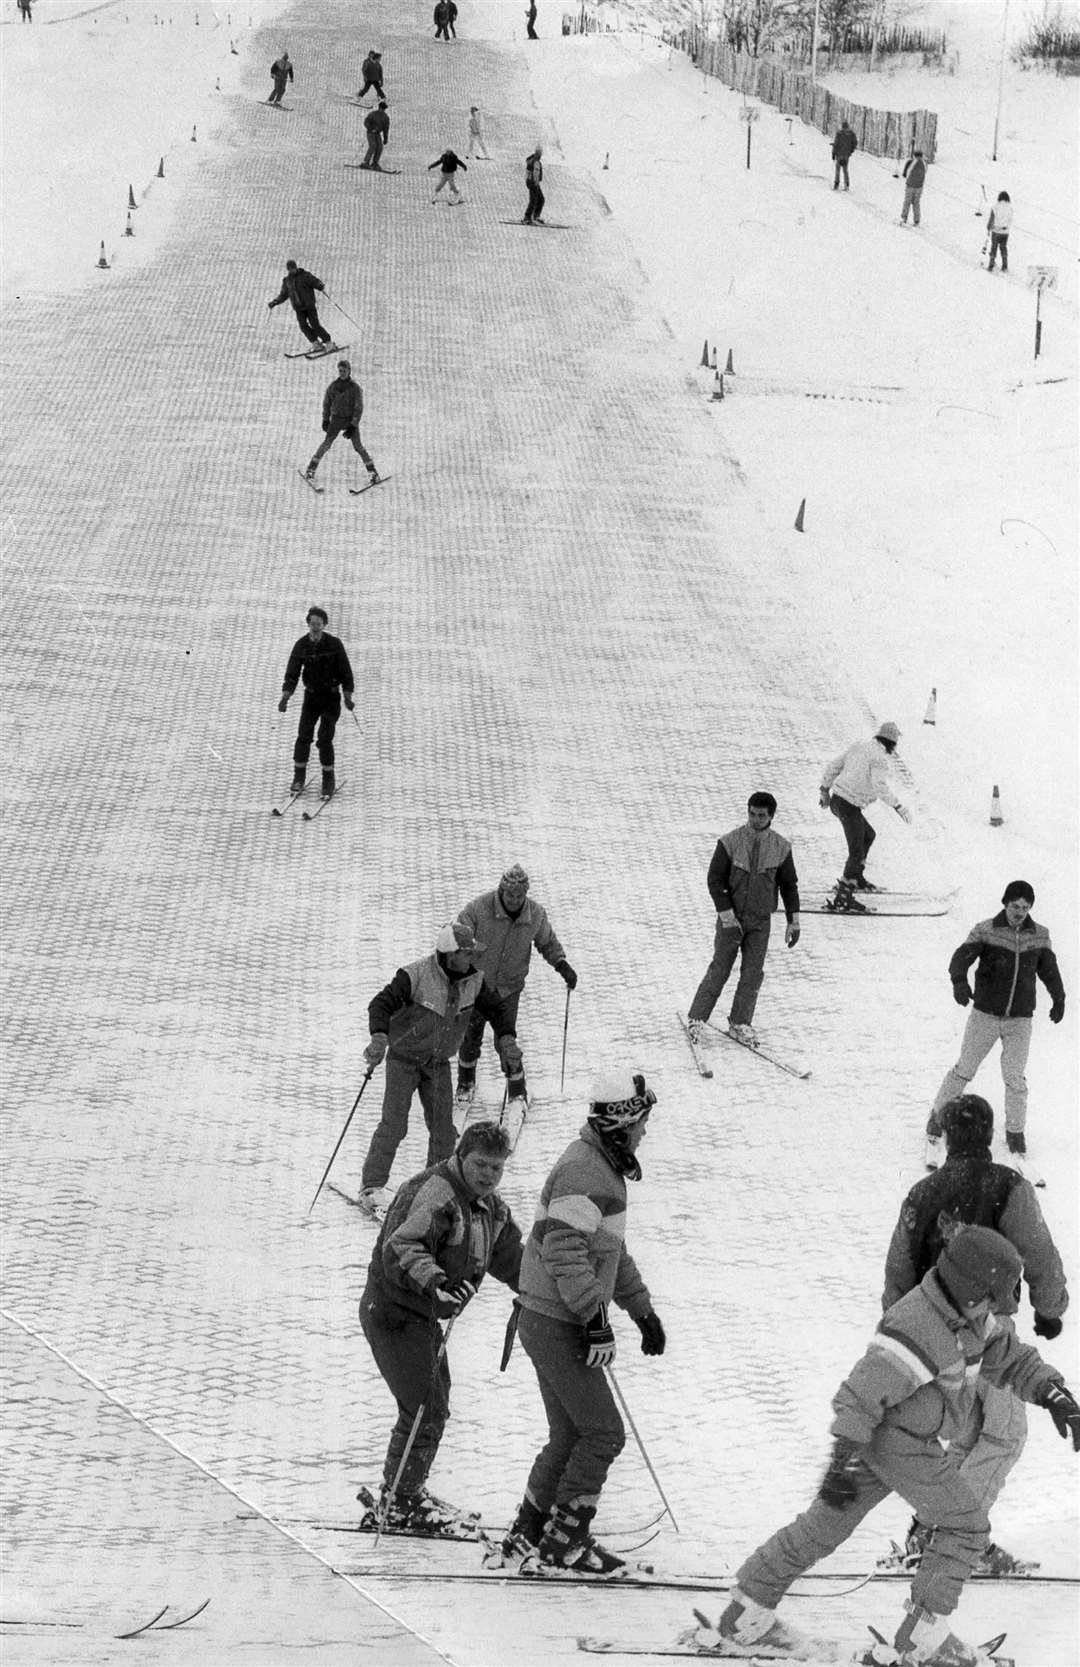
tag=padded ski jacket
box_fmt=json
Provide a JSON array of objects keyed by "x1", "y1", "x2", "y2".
[
  {"x1": 706, "y1": 823, "x2": 800, "y2": 927},
  {"x1": 270, "y1": 58, "x2": 293, "y2": 83},
  {"x1": 430, "y1": 150, "x2": 466, "y2": 174},
  {"x1": 269, "y1": 267, "x2": 324, "y2": 313},
  {"x1": 365, "y1": 1154, "x2": 523, "y2": 1319},
  {"x1": 455, "y1": 889, "x2": 565, "y2": 996},
  {"x1": 832, "y1": 126, "x2": 858, "y2": 160},
  {"x1": 948, "y1": 911, "x2": 1064, "y2": 1019},
  {"x1": 903, "y1": 156, "x2": 927, "y2": 188},
  {"x1": 832, "y1": 1269, "x2": 1062, "y2": 1451},
  {"x1": 322, "y1": 376, "x2": 363, "y2": 431},
  {"x1": 519, "y1": 1124, "x2": 652, "y2": 1325},
  {"x1": 526, "y1": 151, "x2": 543, "y2": 185},
  {"x1": 988, "y1": 201, "x2": 1013, "y2": 233},
  {"x1": 361, "y1": 54, "x2": 383, "y2": 85},
  {"x1": 882, "y1": 1156, "x2": 1068, "y2": 1319},
  {"x1": 821, "y1": 737, "x2": 901, "y2": 810},
  {"x1": 368, "y1": 955, "x2": 517, "y2": 1064},
  {"x1": 281, "y1": 631, "x2": 354, "y2": 697}
]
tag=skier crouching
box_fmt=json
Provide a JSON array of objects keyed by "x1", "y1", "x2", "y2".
[{"x1": 693, "y1": 1226, "x2": 1079, "y2": 1665}]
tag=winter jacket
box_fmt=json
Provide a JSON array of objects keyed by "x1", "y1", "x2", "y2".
[
  {"x1": 455, "y1": 889, "x2": 566, "y2": 997},
  {"x1": 988, "y1": 201, "x2": 1013, "y2": 234},
  {"x1": 526, "y1": 151, "x2": 543, "y2": 185},
  {"x1": 366, "y1": 1154, "x2": 523, "y2": 1319},
  {"x1": 429, "y1": 150, "x2": 466, "y2": 174},
  {"x1": 433, "y1": 1, "x2": 451, "y2": 21},
  {"x1": 706, "y1": 823, "x2": 800, "y2": 927},
  {"x1": 361, "y1": 53, "x2": 383, "y2": 85},
  {"x1": 883, "y1": 1155, "x2": 1068, "y2": 1319},
  {"x1": 270, "y1": 57, "x2": 293, "y2": 84},
  {"x1": 832, "y1": 125, "x2": 858, "y2": 161},
  {"x1": 903, "y1": 156, "x2": 927, "y2": 189},
  {"x1": 322, "y1": 375, "x2": 363, "y2": 432},
  {"x1": 821, "y1": 737, "x2": 901, "y2": 811},
  {"x1": 948, "y1": 911, "x2": 1064, "y2": 1020},
  {"x1": 832, "y1": 1268, "x2": 1062, "y2": 1451},
  {"x1": 369, "y1": 105, "x2": 389, "y2": 140},
  {"x1": 281, "y1": 632, "x2": 354, "y2": 698},
  {"x1": 369, "y1": 955, "x2": 517, "y2": 1065},
  {"x1": 519, "y1": 1123, "x2": 652, "y2": 1325},
  {"x1": 268, "y1": 267, "x2": 324, "y2": 313}
]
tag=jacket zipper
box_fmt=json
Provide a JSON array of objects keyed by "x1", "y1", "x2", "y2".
[{"x1": 1004, "y1": 926, "x2": 1021, "y2": 1016}]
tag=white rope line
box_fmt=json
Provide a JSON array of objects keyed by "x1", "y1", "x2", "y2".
[{"x1": 1, "y1": 1307, "x2": 461, "y2": 1667}]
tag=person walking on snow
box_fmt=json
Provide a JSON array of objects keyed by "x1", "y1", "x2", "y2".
[
  {"x1": 685, "y1": 791, "x2": 800, "y2": 1052},
  {"x1": 524, "y1": 145, "x2": 545, "y2": 223},
  {"x1": 526, "y1": 2, "x2": 539, "y2": 39},
  {"x1": 358, "y1": 1121, "x2": 524, "y2": 1532},
  {"x1": 278, "y1": 607, "x2": 355, "y2": 799},
  {"x1": 925, "y1": 881, "x2": 1065, "y2": 1163},
  {"x1": 357, "y1": 49, "x2": 384, "y2": 102},
  {"x1": 819, "y1": 720, "x2": 912, "y2": 910},
  {"x1": 304, "y1": 360, "x2": 380, "y2": 488},
  {"x1": 361, "y1": 102, "x2": 390, "y2": 169},
  {"x1": 429, "y1": 149, "x2": 467, "y2": 203},
  {"x1": 901, "y1": 149, "x2": 928, "y2": 224},
  {"x1": 453, "y1": 864, "x2": 576, "y2": 1114},
  {"x1": 883, "y1": 1093, "x2": 1069, "y2": 1581},
  {"x1": 987, "y1": 191, "x2": 1013, "y2": 271},
  {"x1": 466, "y1": 106, "x2": 491, "y2": 159},
  {"x1": 831, "y1": 119, "x2": 857, "y2": 190},
  {"x1": 267, "y1": 259, "x2": 333, "y2": 350},
  {"x1": 433, "y1": 1, "x2": 452, "y2": 41},
  {"x1": 358, "y1": 924, "x2": 524, "y2": 1215},
  {"x1": 690, "y1": 1226, "x2": 1080, "y2": 1666},
  {"x1": 448, "y1": 1, "x2": 459, "y2": 37},
  {"x1": 268, "y1": 50, "x2": 293, "y2": 106},
  {"x1": 500, "y1": 1071, "x2": 666, "y2": 1576},
  {"x1": 18, "y1": 1, "x2": 34, "y2": 22}
]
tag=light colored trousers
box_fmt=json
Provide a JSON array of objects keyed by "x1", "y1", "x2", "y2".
[{"x1": 933, "y1": 1007, "x2": 1032, "y2": 1131}]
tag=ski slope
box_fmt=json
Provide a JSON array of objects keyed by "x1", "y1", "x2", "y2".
[{"x1": 1, "y1": 0, "x2": 1077, "y2": 1663}]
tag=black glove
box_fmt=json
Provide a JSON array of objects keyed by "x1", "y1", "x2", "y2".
[
  {"x1": 277, "y1": 696, "x2": 289, "y2": 713},
  {"x1": 635, "y1": 1311, "x2": 666, "y2": 1356},
  {"x1": 952, "y1": 983, "x2": 972, "y2": 1007},
  {"x1": 322, "y1": 422, "x2": 329, "y2": 433},
  {"x1": 1049, "y1": 999, "x2": 1065, "y2": 1024},
  {"x1": 556, "y1": 959, "x2": 578, "y2": 991},
  {"x1": 583, "y1": 1303, "x2": 616, "y2": 1368},
  {"x1": 818, "y1": 1437, "x2": 864, "y2": 1509},
  {"x1": 818, "y1": 787, "x2": 831, "y2": 810},
  {"x1": 1041, "y1": 1382, "x2": 1080, "y2": 1449},
  {"x1": 344, "y1": 694, "x2": 355, "y2": 711},
  {"x1": 433, "y1": 1279, "x2": 477, "y2": 1318},
  {"x1": 1034, "y1": 1312, "x2": 1063, "y2": 1341}
]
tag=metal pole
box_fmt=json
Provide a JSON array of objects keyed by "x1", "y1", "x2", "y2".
[
  {"x1": 1034, "y1": 287, "x2": 1042, "y2": 361},
  {"x1": 307, "y1": 1067, "x2": 375, "y2": 1212},
  {"x1": 375, "y1": 1315, "x2": 457, "y2": 1545},
  {"x1": 811, "y1": 0, "x2": 821, "y2": 84},
  {"x1": 992, "y1": 0, "x2": 1009, "y2": 161},
  {"x1": 559, "y1": 989, "x2": 571, "y2": 1092},
  {"x1": 746, "y1": 121, "x2": 751, "y2": 170},
  {"x1": 605, "y1": 1364, "x2": 680, "y2": 1532}
]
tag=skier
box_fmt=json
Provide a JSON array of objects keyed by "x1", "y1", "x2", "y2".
[
  {"x1": 448, "y1": 0, "x2": 459, "y2": 37},
  {"x1": 901, "y1": 149, "x2": 928, "y2": 225},
  {"x1": 986, "y1": 191, "x2": 1013, "y2": 271},
  {"x1": 819, "y1": 720, "x2": 912, "y2": 910},
  {"x1": 883, "y1": 1094, "x2": 1068, "y2": 1579},
  {"x1": 428, "y1": 148, "x2": 467, "y2": 204},
  {"x1": 500, "y1": 1071, "x2": 666, "y2": 1574},
  {"x1": 453, "y1": 864, "x2": 576, "y2": 1114},
  {"x1": 267, "y1": 259, "x2": 333, "y2": 351},
  {"x1": 268, "y1": 49, "x2": 293, "y2": 107},
  {"x1": 358, "y1": 1121, "x2": 524, "y2": 1530},
  {"x1": 18, "y1": 1, "x2": 33, "y2": 22},
  {"x1": 526, "y1": 2, "x2": 539, "y2": 39},
  {"x1": 433, "y1": 0, "x2": 452, "y2": 41},
  {"x1": 685, "y1": 791, "x2": 800, "y2": 1052},
  {"x1": 361, "y1": 101, "x2": 390, "y2": 169},
  {"x1": 303, "y1": 360, "x2": 380, "y2": 489},
  {"x1": 524, "y1": 145, "x2": 545, "y2": 223},
  {"x1": 466, "y1": 105, "x2": 491, "y2": 160},
  {"x1": 277, "y1": 607, "x2": 355, "y2": 799},
  {"x1": 358, "y1": 924, "x2": 524, "y2": 1214},
  {"x1": 925, "y1": 881, "x2": 1065, "y2": 1161},
  {"x1": 693, "y1": 1226, "x2": 1080, "y2": 1666},
  {"x1": 357, "y1": 49, "x2": 384, "y2": 102},
  {"x1": 831, "y1": 118, "x2": 857, "y2": 190}
]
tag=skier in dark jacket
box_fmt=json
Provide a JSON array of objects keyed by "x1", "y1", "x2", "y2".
[
  {"x1": 831, "y1": 119, "x2": 857, "y2": 190},
  {"x1": 524, "y1": 146, "x2": 544, "y2": 223},
  {"x1": 303, "y1": 360, "x2": 381, "y2": 489},
  {"x1": 357, "y1": 49, "x2": 384, "y2": 101},
  {"x1": 277, "y1": 607, "x2": 355, "y2": 798},
  {"x1": 268, "y1": 50, "x2": 293, "y2": 106},
  {"x1": 429, "y1": 149, "x2": 467, "y2": 203},
  {"x1": 434, "y1": 0, "x2": 452, "y2": 39},
  {"x1": 361, "y1": 102, "x2": 390, "y2": 169},
  {"x1": 267, "y1": 260, "x2": 332, "y2": 349}
]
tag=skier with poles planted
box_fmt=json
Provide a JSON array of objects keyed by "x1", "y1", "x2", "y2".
[
  {"x1": 357, "y1": 1120, "x2": 524, "y2": 1534},
  {"x1": 267, "y1": 259, "x2": 334, "y2": 353}
]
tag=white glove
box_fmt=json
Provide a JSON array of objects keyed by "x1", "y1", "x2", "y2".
[{"x1": 718, "y1": 909, "x2": 740, "y2": 933}]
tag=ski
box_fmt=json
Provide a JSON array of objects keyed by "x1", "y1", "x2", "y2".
[
  {"x1": 302, "y1": 781, "x2": 343, "y2": 821},
  {"x1": 806, "y1": 897, "x2": 950, "y2": 918},
  {"x1": 1004, "y1": 1150, "x2": 1046, "y2": 1188},
  {"x1": 262, "y1": 102, "x2": 291, "y2": 110},
  {"x1": 705, "y1": 1020, "x2": 811, "y2": 1080},
  {"x1": 677, "y1": 1012, "x2": 713, "y2": 1077},
  {"x1": 498, "y1": 220, "x2": 573, "y2": 229},
  {"x1": 349, "y1": 475, "x2": 392, "y2": 496},
  {"x1": 271, "y1": 781, "x2": 307, "y2": 817},
  {"x1": 327, "y1": 1182, "x2": 393, "y2": 1220},
  {"x1": 298, "y1": 470, "x2": 324, "y2": 494},
  {"x1": 305, "y1": 342, "x2": 347, "y2": 359},
  {"x1": 877, "y1": 1539, "x2": 1041, "y2": 1578},
  {"x1": 344, "y1": 165, "x2": 402, "y2": 174}
]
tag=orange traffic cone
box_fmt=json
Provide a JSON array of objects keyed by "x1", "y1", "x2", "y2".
[
  {"x1": 700, "y1": 339, "x2": 710, "y2": 368},
  {"x1": 191, "y1": 125, "x2": 197, "y2": 142},
  {"x1": 794, "y1": 498, "x2": 806, "y2": 532},
  {"x1": 990, "y1": 785, "x2": 1003, "y2": 826},
  {"x1": 725, "y1": 348, "x2": 735, "y2": 374},
  {"x1": 923, "y1": 688, "x2": 937, "y2": 725},
  {"x1": 602, "y1": 152, "x2": 609, "y2": 170},
  {"x1": 124, "y1": 212, "x2": 134, "y2": 237},
  {"x1": 127, "y1": 184, "x2": 137, "y2": 210},
  {"x1": 96, "y1": 241, "x2": 110, "y2": 269},
  {"x1": 710, "y1": 370, "x2": 725, "y2": 402}
]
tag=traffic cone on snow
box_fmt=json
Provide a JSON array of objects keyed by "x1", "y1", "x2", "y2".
[
  {"x1": 700, "y1": 339, "x2": 710, "y2": 368},
  {"x1": 710, "y1": 346, "x2": 717, "y2": 370},
  {"x1": 794, "y1": 498, "x2": 806, "y2": 532},
  {"x1": 602, "y1": 152, "x2": 609, "y2": 170},
  {"x1": 725, "y1": 347, "x2": 735, "y2": 374},
  {"x1": 989, "y1": 785, "x2": 1004, "y2": 826},
  {"x1": 127, "y1": 184, "x2": 137, "y2": 210},
  {"x1": 922, "y1": 687, "x2": 937, "y2": 725},
  {"x1": 191, "y1": 125, "x2": 197, "y2": 142},
  {"x1": 215, "y1": 77, "x2": 221, "y2": 91},
  {"x1": 710, "y1": 370, "x2": 725, "y2": 402},
  {"x1": 96, "y1": 241, "x2": 110, "y2": 269},
  {"x1": 157, "y1": 156, "x2": 165, "y2": 178},
  {"x1": 124, "y1": 212, "x2": 134, "y2": 237}
]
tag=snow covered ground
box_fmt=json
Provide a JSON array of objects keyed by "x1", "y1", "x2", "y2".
[{"x1": 1, "y1": 0, "x2": 1077, "y2": 1662}]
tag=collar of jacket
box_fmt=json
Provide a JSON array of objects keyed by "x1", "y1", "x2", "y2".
[
  {"x1": 992, "y1": 910, "x2": 1034, "y2": 933},
  {"x1": 921, "y1": 1267, "x2": 997, "y2": 1336},
  {"x1": 442, "y1": 1153, "x2": 496, "y2": 1213},
  {"x1": 578, "y1": 1120, "x2": 643, "y2": 1182}
]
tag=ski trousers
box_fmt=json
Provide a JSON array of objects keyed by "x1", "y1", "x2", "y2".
[
  {"x1": 736, "y1": 1425, "x2": 989, "y2": 1619},
  {"x1": 518, "y1": 1308, "x2": 626, "y2": 1511},
  {"x1": 358, "y1": 75, "x2": 382, "y2": 99},
  {"x1": 901, "y1": 185, "x2": 923, "y2": 224},
  {"x1": 432, "y1": 170, "x2": 461, "y2": 199},
  {"x1": 293, "y1": 687, "x2": 340, "y2": 769},
  {"x1": 294, "y1": 304, "x2": 330, "y2": 345},
  {"x1": 830, "y1": 791, "x2": 876, "y2": 882},
  {"x1": 362, "y1": 135, "x2": 384, "y2": 168},
  {"x1": 361, "y1": 1055, "x2": 455, "y2": 1190},
  {"x1": 932, "y1": 1008, "x2": 1032, "y2": 1131},
  {"x1": 524, "y1": 181, "x2": 545, "y2": 222},
  {"x1": 268, "y1": 74, "x2": 288, "y2": 105},
  {"x1": 833, "y1": 158, "x2": 850, "y2": 189},
  {"x1": 458, "y1": 990, "x2": 521, "y2": 1069},
  {"x1": 688, "y1": 917, "x2": 770, "y2": 1028},
  {"x1": 359, "y1": 1283, "x2": 451, "y2": 1494},
  {"x1": 947, "y1": 1378, "x2": 1027, "y2": 1511},
  {"x1": 988, "y1": 232, "x2": 1009, "y2": 271}
]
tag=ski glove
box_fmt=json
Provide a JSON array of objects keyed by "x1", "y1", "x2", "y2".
[
  {"x1": 1049, "y1": 999, "x2": 1065, "y2": 1024},
  {"x1": 364, "y1": 1033, "x2": 388, "y2": 1068},
  {"x1": 1040, "y1": 1382, "x2": 1080, "y2": 1450},
  {"x1": 344, "y1": 695, "x2": 355, "y2": 711},
  {"x1": 952, "y1": 983, "x2": 972, "y2": 1007},
  {"x1": 496, "y1": 1035, "x2": 523, "y2": 1076},
  {"x1": 895, "y1": 804, "x2": 913, "y2": 824},
  {"x1": 785, "y1": 918, "x2": 801, "y2": 949},
  {"x1": 819, "y1": 788, "x2": 832, "y2": 810},
  {"x1": 635, "y1": 1311, "x2": 666, "y2": 1356},
  {"x1": 433, "y1": 1279, "x2": 476, "y2": 1318},
  {"x1": 583, "y1": 1304, "x2": 616, "y2": 1369},
  {"x1": 717, "y1": 909, "x2": 740, "y2": 933},
  {"x1": 818, "y1": 1436, "x2": 864, "y2": 1509},
  {"x1": 556, "y1": 959, "x2": 578, "y2": 991},
  {"x1": 1034, "y1": 1312, "x2": 1063, "y2": 1341},
  {"x1": 277, "y1": 696, "x2": 289, "y2": 713}
]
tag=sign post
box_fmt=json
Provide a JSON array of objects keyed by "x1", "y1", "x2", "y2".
[
  {"x1": 740, "y1": 105, "x2": 759, "y2": 170},
  {"x1": 1026, "y1": 266, "x2": 1058, "y2": 361}
]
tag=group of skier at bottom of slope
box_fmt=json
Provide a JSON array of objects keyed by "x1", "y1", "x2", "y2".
[{"x1": 355, "y1": 1066, "x2": 1079, "y2": 1666}]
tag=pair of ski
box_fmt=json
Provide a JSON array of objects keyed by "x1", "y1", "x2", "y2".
[
  {"x1": 298, "y1": 472, "x2": 391, "y2": 496},
  {"x1": 343, "y1": 163, "x2": 402, "y2": 174},
  {"x1": 271, "y1": 781, "x2": 342, "y2": 821},
  {"x1": 578, "y1": 1615, "x2": 1012, "y2": 1661},
  {"x1": 284, "y1": 341, "x2": 348, "y2": 360},
  {"x1": 678, "y1": 1013, "x2": 810, "y2": 1081},
  {"x1": 809, "y1": 887, "x2": 952, "y2": 919}
]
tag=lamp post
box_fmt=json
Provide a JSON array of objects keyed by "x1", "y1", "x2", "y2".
[{"x1": 992, "y1": 0, "x2": 1010, "y2": 160}]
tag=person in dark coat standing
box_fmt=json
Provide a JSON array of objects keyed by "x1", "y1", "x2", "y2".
[
  {"x1": 278, "y1": 607, "x2": 355, "y2": 798},
  {"x1": 268, "y1": 50, "x2": 293, "y2": 106},
  {"x1": 526, "y1": 2, "x2": 539, "y2": 39},
  {"x1": 267, "y1": 260, "x2": 333, "y2": 350},
  {"x1": 303, "y1": 360, "x2": 381, "y2": 489},
  {"x1": 524, "y1": 146, "x2": 544, "y2": 223},
  {"x1": 362, "y1": 102, "x2": 390, "y2": 169},
  {"x1": 434, "y1": 1, "x2": 452, "y2": 40},
  {"x1": 429, "y1": 149, "x2": 467, "y2": 203},
  {"x1": 357, "y1": 49, "x2": 384, "y2": 101},
  {"x1": 831, "y1": 119, "x2": 857, "y2": 190},
  {"x1": 901, "y1": 149, "x2": 928, "y2": 224},
  {"x1": 448, "y1": 0, "x2": 459, "y2": 37}
]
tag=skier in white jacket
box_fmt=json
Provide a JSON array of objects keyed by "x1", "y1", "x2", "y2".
[{"x1": 820, "y1": 721, "x2": 912, "y2": 910}]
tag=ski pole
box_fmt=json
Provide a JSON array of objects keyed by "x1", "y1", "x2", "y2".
[
  {"x1": 323, "y1": 291, "x2": 363, "y2": 331},
  {"x1": 307, "y1": 1067, "x2": 375, "y2": 1213},
  {"x1": 559, "y1": 988, "x2": 571, "y2": 1093},
  {"x1": 605, "y1": 1364, "x2": 680, "y2": 1532},
  {"x1": 375, "y1": 1315, "x2": 457, "y2": 1546}
]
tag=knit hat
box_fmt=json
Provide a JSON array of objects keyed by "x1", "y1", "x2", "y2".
[
  {"x1": 937, "y1": 1226, "x2": 1022, "y2": 1310},
  {"x1": 875, "y1": 721, "x2": 901, "y2": 744},
  {"x1": 436, "y1": 921, "x2": 485, "y2": 957},
  {"x1": 1001, "y1": 880, "x2": 1035, "y2": 906},
  {"x1": 500, "y1": 864, "x2": 530, "y2": 892},
  {"x1": 941, "y1": 1094, "x2": 993, "y2": 1156},
  {"x1": 587, "y1": 1071, "x2": 656, "y2": 1133}
]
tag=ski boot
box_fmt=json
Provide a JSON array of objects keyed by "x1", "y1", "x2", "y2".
[
  {"x1": 303, "y1": 463, "x2": 318, "y2": 482},
  {"x1": 357, "y1": 1185, "x2": 393, "y2": 1222},
  {"x1": 727, "y1": 1021, "x2": 759, "y2": 1048},
  {"x1": 321, "y1": 768, "x2": 336, "y2": 800},
  {"x1": 826, "y1": 879, "x2": 869, "y2": 914},
  {"x1": 700, "y1": 1589, "x2": 821, "y2": 1657},
  {"x1": 893, "y1": 1602, "x2": 1006, "y2": 1666},
  {"x1": 1005, "y1": 1130, "x2": 1026, "y2": 1156},
  {"x1": 488, "y1": 1495, "x2": 546, "y2": 1568},
  {"x1": 366, "y1": 466, "x2": 381, "y2": 485},
  {"x1": 454, "y1": 1062, "x2": 477, "y2": 1112},
  {"x1": 532, "y1": 1500, "x2": 625, "y2": 1578},
  {"x1": 685, "y1": 1018, "x2": 707, "y2": 1046},
  {"x1": 853, "y1": 877, "x2": 885, "y2": 892},
  {"x1": 976, "y1": 1540, "x2": 1038, "y2": 1577},
  {"x1": 290, "y1": 767, "x2": 306, "y2": 794}
]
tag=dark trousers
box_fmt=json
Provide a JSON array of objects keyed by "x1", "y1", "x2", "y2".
[
  {"x1": 436, "y1": 22, "x2": 450, "y2": 37},
  {"x1": 519, "y1": 1308, "x2": 625, "y2": 1511},
  {"x1": 688, "y1": 918, "x2": 771, "y2": 1028},
  {"x1": 458, "y1": 990, "x2": 520, "y2": 1067},
  {"x1": 830, "y1": 793, "x2": 876, "y2": 882},
  {"x1": 360, "y1": 1284, "x2": 450, "y2": 1494},
  {"x1": 358, "y1": 76, "x2": 382, "y2": 99},
  {"x1": 293, "y1": 688, "x2": 340, "y2": 769},
  {"x1": 525, "y1": 182, "x2": 545, "y2": 223},
  {"x1": 361, "y1": 1055, "x2": 455, "y2": 1189},
  {"x1": 268, "y1": 75, "x2": 288, "y2": 105},
  {"x1": 310, "y1": 422, "x2": 375, "y2": 471},
  {"x1": 833, "y1": 158, "x2": 850, "y2": 189},
  {"x1": 527, "y1": 21, "x2": 538, "y2": 38},
  {"x1": 988, "y1": 232, "x2": 1009, "y2": 271},
  {"x1": 362, "y1": 135, "x2": 384, "y2": 168},
  {"x1": 295, "y1": 305, "x2": 330, "y2": 345}
]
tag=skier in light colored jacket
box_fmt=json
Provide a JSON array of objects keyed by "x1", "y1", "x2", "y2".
[{"x1": 820, "y1": 720, "x2": 912, "y2": 907}]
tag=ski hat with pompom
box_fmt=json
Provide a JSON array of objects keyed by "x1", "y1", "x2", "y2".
[
  {"x1": 500, "y1": 864, "x2": 530, "y2": 892},
  {"x1": 587, "y1": 1071, "x2": 656, "y2": 1133},
  {"x1": 937, "y1": 1225, "x2": 1022, "y2": 1310}
]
